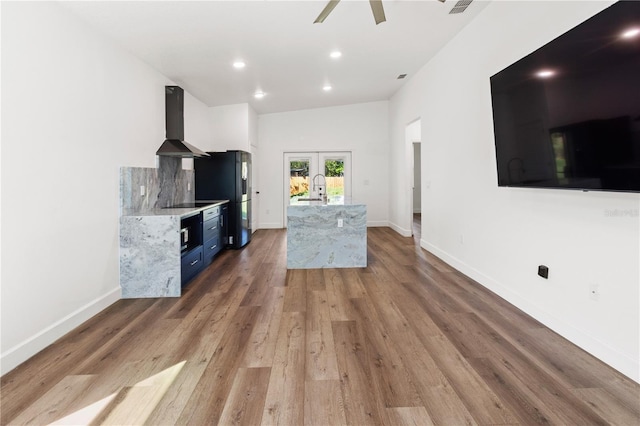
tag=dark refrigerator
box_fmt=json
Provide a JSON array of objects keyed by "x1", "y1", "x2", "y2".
[{"x1": 195, "y1": 150, "x2": 251, "y2": 249}]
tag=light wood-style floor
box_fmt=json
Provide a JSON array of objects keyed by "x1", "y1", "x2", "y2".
[{"x1": 2, "y1": 226, "x2": 639, "y2": 425}]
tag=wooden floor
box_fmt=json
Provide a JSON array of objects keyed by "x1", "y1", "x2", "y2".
[{"x1": 2, "y1": 226, "x2": 639, "y2": 425}]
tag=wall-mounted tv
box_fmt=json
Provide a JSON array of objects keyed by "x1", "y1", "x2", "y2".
[{"x1": 490, "y1": 1, "x2": 640, "y2": 192}]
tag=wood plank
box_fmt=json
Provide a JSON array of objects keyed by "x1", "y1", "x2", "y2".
[
  {"x1": 385, "y1": 407, "x2": 435, "y2": 426},
  {"x1": 571, "y1": 387, "x2": 640, "y2": 425},
  {"x1": 176, "y1": 306, "x2": 260, "y2": 425},
  {"x1": 261, "y1": 311, "x2": 306, "y2": 425},
  {"x1": 241, "y1": 286, "x2": 285, "y2": 368},
  {"x1": 324, "y1": 269, "x2": 353, "y2": 321},
  {"x1": 306, "y1": 269, "x2": 326, "y2": 291},
  {"x1": 303, "y1": 380, "x2": 347, "y2": 426},
  {"x1": 348, "y1": 298, "x2": 423, "y2": 408},
  {"x1": 7, "y1": 375, "x2": 97, "y2": 426},
  {"x1": 217, "y1": 367, "x2": 271, "y2": 425},
  {"x1": 283, "y1": 269, "x2": 307, "y2": 313},
  {"x1": 332, "y1": 320, "x2": 386, "y2": 425},
  {"x1": 305, "y1": 290, "x2": 340, "y2": 381}
]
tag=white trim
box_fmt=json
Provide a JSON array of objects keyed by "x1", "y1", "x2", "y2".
[
  {"x1": 1, "y1": 287, "x2": 121, "y2": 375},
  {"x1": 389, "y1": 221, "x2": 412, "y2": 237},
  {"x1": 366, "y1": 220, "x2": 389, "y2": 228},
  {"x1": 258, "y1": 222, "x2": 283, "y2": 229},
  {"x1": 419, "y1": 239, "x2": 640, "y2": 383}
]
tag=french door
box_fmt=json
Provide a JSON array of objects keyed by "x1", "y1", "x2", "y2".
[{"x1": 283, "y1": 151, "x2": 351, "y2": 226}]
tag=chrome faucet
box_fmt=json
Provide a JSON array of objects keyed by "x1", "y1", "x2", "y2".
[{"x1": 312, "y1": 174, "x2": 327, "y2": 202}]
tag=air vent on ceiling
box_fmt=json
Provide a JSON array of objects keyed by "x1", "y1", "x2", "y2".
[
  {"x1": 449, "y1": 0, "x2": 473, "y2": 14},
  {"x1": 397, "y1": 74, "x2": 407, "y2": 79}
]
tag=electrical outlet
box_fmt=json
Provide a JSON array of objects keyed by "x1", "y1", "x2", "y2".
[
  {"x1": 338, "y1": 218, "x2": 344, "y2": 228},
  {"x1": 459, "y1": 234, "x2": 464, "y2": 244},
  {"x1": 140, "y1": 185, "x2": 145, "y2": 196},
  {"x1": 187, "y1": 182, "x2": 191, "y2": 191},
  {"x1": 589, "y1": 284, "x2": 600, "y2": 301}
]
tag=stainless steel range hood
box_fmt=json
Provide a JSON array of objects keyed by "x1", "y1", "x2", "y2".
[{"x1": 156, "y1": 86, "x2": 209, "y2": 158}]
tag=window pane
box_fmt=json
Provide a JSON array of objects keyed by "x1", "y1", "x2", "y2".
[
  {"x1": 290, "y1": 159, "x2": 310, "y2": 202},
  {"x1": 325, "y1": 159, "x2": 344, "y2": 200}
]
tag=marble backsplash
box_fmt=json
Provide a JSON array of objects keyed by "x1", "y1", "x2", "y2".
[{"x1": 120, "y1": 157, "x2": 194, "y2": 213}]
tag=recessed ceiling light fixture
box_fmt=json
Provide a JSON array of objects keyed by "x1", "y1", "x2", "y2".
[
  {"x1": 330, "y1": 51, "x2": 342, "y2": 59},
  {"x1": 233, "y1": 61, "x2": 246, "y2": 69},
  {"x1": 323, "y1": 85, "x2": 332, "y2": 91},
  {"x1": 621, "y1": 27, "x2": 640, "y2": 39},
  {"x1": 536, "y1": 69, "x2": 555, "y2": 78},
  {"x1": 254, "y1": 91, "x2": 265, "y2": 99}
]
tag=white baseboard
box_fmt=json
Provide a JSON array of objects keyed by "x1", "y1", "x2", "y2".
[
  {"x1": 1, "y1": 287, "x2": 121, "y2": 376},
  {"x1": 419, "y1": 239, "x2": 639, "y2": 383},
  {"x1": 258, "y1": 222, "x2": 284, "y2": 229},
  {"x1": 389, "y1": 221, "x2": 412, "y2": 237},
  {"x1": 367, "y1": 220, "x2": 389, "y2": 228}
]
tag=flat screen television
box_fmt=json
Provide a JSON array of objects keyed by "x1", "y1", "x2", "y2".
[{"x1": 490, "y1": 1, "x2": 640, "y2": 192}]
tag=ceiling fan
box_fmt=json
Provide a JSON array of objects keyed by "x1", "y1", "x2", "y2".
[{"x1": 314, "y1": 0, "x2": 446, "y2": 25}]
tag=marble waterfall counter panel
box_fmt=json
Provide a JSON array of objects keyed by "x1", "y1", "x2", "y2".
[
  {"x1": 287, "y1": 203, "x2": 367, "y2": 269},
  {"x1": 120, "y1": 215, "x2": 182, "y2": 298},
  {"x1": 119, "y1": 201, "x2": 228, "y2": 298}
]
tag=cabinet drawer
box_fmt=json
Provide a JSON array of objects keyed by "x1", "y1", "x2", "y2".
[
  {"x1": 202, "y1": 206, "x2": 220, "y2": 222},
  {"x1": 181, "y1": 246, "x2": 203, "y2": 286},
  {"x1": 203, "y1": 235, "x2": 221, "y2": 264},
  {"x1": 203, "y1": 218, "x2": 219, "y2": 242}
]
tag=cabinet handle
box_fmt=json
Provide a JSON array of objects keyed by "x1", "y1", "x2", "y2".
[
  {"x1": 190, "y1": 259, "x2": 199, "y2": 266},
  {"x1": 210, "y1": 244, "x2": 217, "y2": 250},
  {"x1": 209, "y1": 225, "x2": 217, "y2": 230}
]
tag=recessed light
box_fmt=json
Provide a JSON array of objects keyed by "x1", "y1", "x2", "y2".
[
  {"x1": 233, "y1": 61, "x2": 246, "y2": 69},
  {"x1": 323, "y1": 85, "x2": 332, "y2": 91},
  {"x1": 621, "y1": 28, "x2": 640, "y2": 39},
  {"x1": 254, "y1": 91, "x2": 265, "y2": 99},
  {"x1": 536, "y1": 69, "x2": 555, "y2": 78},
  {"x1": 330, "y1": 51, "x2": 342, "y2": 59}
]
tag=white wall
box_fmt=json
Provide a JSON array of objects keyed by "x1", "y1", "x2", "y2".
[
  {"x1": 258, "y1": 102, "x2": 389, "y2": 229},
  {"x1": 389, "y1": 0, "x2": 639, "y2": 382},
  {"x1": 0, "y1": 2, "x2": 211, "y2": 374},
  {"x1": 207, "y1": 103, "x2": 254, "y2": 152}
]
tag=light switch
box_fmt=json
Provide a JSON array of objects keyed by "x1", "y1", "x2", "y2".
[{"x1": 140, "y1": 185, "x2": 145, "y2": 196}]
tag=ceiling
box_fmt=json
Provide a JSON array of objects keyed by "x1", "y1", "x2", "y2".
[{"x1": 60, "y1": 0, "x2": 490, "y2": 114}]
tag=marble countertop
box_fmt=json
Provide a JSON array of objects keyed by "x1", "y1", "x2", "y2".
[
  {"x1": 289, "y1": 196, "x2": 364, "y2": 207},
  {"x1": 122, "y1": 199, "x2": 229, "y2": 218}
]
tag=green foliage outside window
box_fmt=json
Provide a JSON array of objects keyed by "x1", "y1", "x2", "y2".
[{"x1": 325, "y1": 160, "x2": 344, "y2": 177}]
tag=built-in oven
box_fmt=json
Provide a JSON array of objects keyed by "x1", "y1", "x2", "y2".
[
  {"x1": 180, "y1": 213, "x2": 202, "y2": 253},
  {"x1": 180, "y1": 226, "x2": 190, "y2": 252}
]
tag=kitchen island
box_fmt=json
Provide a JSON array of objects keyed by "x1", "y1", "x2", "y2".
[
  {"x1": 120, "y1": 200, "x2": 228, "y2": 298},
  {"x1": 287, "y1": 198, "x2": 366, "y2": 269}
]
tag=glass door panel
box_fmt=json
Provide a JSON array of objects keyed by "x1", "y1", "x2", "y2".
[{"x1": 284, "y1": 152, "x2": 350, "y2": 227}]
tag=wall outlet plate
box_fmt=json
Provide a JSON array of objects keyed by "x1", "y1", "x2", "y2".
[{"x1": 538, "y1": 265, "x2": 549, "y2": 279}]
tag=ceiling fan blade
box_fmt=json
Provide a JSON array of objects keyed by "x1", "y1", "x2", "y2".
[
  {"x1": 369, "y1": 0, "x2": 386, "y2": 25},
  {"x1": 314, "y1": 0, "x2": 341, "y2": 23}
]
